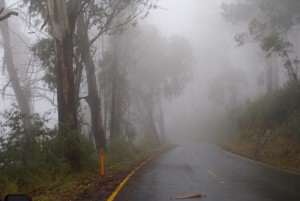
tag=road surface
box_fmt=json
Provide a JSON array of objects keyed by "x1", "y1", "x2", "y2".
[{"x1": 115, "y1": 143, "x2": 300, "y2": 201}]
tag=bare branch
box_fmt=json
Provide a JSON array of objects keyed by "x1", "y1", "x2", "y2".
[
  {"x1": 0, "y1": 10, "x2": 18, "y2": 21},
  {"x1": 1, "y1": 80, "x2": 11, "y2": 99},
  {"x1": 34, "y1": 92, "x2": 57, "y2": 107},
  {"x1": 89, "y1": 8, "x2": 118, "y2": 46}
]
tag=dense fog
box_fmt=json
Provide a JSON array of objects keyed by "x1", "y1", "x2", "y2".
[
  {"x1": 147, "y1": 0, "x2": 271, "y2": 142},
  {"x1": 0, "y1": 0, "x2": 298, "y2": 143},
  {"x1": 1, "y1": 0, "x2": 300, "y2": 198}
]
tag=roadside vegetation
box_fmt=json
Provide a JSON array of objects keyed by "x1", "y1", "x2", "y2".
[
  {"x1": 214, "y1": 0, "x2": 300, "y2": 173},
  {"x1": 3, "y1": 0, "x2": 300, "y2": 199},
  {"x1": 0, "y1": 109, "x2": 162, "y2": 200},
  {"x1": 0, "y1": 0, "x2": 193, "y2": 200},
  {"x1": 226, "y1": 83, "x2": 300, "y2": 172}
]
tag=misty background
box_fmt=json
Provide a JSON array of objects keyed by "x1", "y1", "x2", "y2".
[
  {"x1": 0, "y1": 0, "x2": 272, "y2": 141},
  {"x1": 147, "y1": 0, "x2": 269, "y2": 142},
  {"x1": 1, "y1": 0, "x2": 300, "y2": 199}
]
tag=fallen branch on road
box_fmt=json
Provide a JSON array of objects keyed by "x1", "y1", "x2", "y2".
[{"x1": 176, "y1": 193, "x2": 206, "y2": 199}]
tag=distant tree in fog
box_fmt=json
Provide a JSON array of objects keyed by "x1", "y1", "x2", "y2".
[
  {"x1": 108, "y1": 24, "x2": 194, "y2": 144},
  {"x1": 222, "y1": 0, "x2": 300, "y2": 88},
  {"x1": 0, "y1": 0, "x2": 31, "y2": 130},
  {"x1": 208, "y1": 67, "x2": 247, "y2": 112}
]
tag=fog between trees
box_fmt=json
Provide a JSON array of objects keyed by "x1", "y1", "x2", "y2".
[{"x1": 1, "y1": 0, "x2": 300, "y2": 197}]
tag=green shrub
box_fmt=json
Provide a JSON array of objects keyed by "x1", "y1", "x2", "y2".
[
  {"x1": 235, "y1": 82, "x2": 300, "y2": 141},
  {"x1": 239, "y1": 83, "x2": 300, "y2": 129},
  {"x1": 0, "y1": 109, "x2": 97, "y2": 197},
  {"x1": 108, "y1": 137, "x2": 138, "y2": 164}
]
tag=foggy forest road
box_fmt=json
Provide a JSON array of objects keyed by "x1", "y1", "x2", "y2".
[{"x1": 114, "y1": 143, "x2": 300, "y2": 201}]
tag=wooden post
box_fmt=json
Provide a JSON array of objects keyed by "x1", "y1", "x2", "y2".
[{"x1": 99, "y1": 148, "x2": 105, "y2": 177}]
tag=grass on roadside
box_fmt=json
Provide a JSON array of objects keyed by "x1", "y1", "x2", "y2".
[{"x1": 6, "y1": 138, "x2": 159, "y2": 201}]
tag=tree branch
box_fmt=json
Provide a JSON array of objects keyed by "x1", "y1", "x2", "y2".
[
  {"x1": 1, "y1": 80, "x2": 11, "y2": 99},
  {"x1": 0, "y1": 11, "x2": 18, "y2": 21}
]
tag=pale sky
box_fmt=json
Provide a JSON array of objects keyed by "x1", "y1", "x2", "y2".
[{"x1": 147, "y1": 0, "x2": 225, "y2": 37}]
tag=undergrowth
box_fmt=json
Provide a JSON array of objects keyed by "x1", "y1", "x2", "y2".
[{"x1": 0, "y1": 110, "x2": 159, "y2": 200}]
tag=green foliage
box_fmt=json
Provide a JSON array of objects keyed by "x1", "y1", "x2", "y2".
[
  {"x1": 238, "y1": 83, "x2": 300, "y2": 135},
  {"x1": 222, "y1": 0, "x2": 300, "y2": 30},
  {"x1": 31, "y1": 38, "x2": 56, "y2": 90},
  {"x1": 137, "y1": 134, "x2": 160, "y2": 152},
  {"x1": 108, "y1": 138, "x2": 138, "y2": 164},
  {"x1": 23, "y1": 0, "x2": 46, "y2": 18},
  {"x1": 222, "y1": 0, "x2": 300, "y2": 81},
  {"x1": 0, "y1": 109, "x2": 97, "y2": 197},
  {"x1": 53, "y1": 130, "x2": 97, "y2": 171},
  {"x1": 107, "y1": 135, "x2": 157, "y2": 171},
  {"x1": 261, "y1": 32, "x2": 290, "y2": 55}
]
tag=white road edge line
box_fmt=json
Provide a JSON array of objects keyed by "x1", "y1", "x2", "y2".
[{"x1": 222, "y1": 149, "x2": 300, "y2": 176}]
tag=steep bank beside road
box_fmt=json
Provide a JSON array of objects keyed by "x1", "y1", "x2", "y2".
[
  {"x1": 223, "y1": 84, "x2": 300, "y2": 174},
  {"x1": 224, "y1": 135, "x2": 300, "y2": 174}
]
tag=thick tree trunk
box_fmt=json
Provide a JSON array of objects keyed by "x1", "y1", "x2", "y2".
[
  {"x1": 0, "y1": 11, "x2": 31, "y2": 129},
  {"x1": 46, "y1": 0, "x2": 87, "y2": 169},
  {"x1": 77, "y1": 16, "x2": 106, "y2": 150},
  {"x1": 55, "y1": 34, "x2": 78, "y2": 131},
  {"x1": 55, "y1": 35, "x2": 83, "y2": 169},
  {"x1": 47, "y1": 0, "x2": 78, "y2": 132}
]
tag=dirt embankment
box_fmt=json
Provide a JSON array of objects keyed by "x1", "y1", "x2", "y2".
[{"x1": 224, "y1": 134, "x2": 300, "y2": 174}]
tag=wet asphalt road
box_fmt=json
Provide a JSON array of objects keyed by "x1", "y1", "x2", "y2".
[{"x1": 115, "y1": 143, "x2": 300, "y2": 201}]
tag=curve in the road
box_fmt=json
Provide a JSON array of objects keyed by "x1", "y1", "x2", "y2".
[{"x1": 112, "y1": 143, "x2": 300, "y2": 201}]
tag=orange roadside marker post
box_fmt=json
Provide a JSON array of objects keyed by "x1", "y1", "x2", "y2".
[{"x1": 99, "y1": 148, "x2": 105, "y2": 177}]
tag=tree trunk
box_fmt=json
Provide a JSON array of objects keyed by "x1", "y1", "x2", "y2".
[
  {"x1": 266, "y1": 57, "x2": 274, "y2": 92},
  {"x1": 158, "y1": 95, "x2": 166, "y2": 143},
  {"x1": 144, "y1": 91, "x2": 160, "y2": 145},
  {"x1": 46, "y1": 0, "x2": 83, "y2": 169},
  {"x1": 74, "y1": 48, "x2": 84, "y2": 104},
  {"x1": 110, "y1": 63, "x2": 121, "y2": 141},
  {"x1": 77, "y1": 16, "x2": 106, "y2": 150},
  {"x1": 47, "y1": 0, "x2": 78, "y2": 132},
  {"x1": 55, "y1": 35, "x2": 78, "y2": 131},
  {"x1": 109, "y1": 37, "x2": 123, "y2": 141},
  {"x1": 0, "y1": 5, "x2": 31, "y2": 129},
  {"x1": 148, "y1": 103, "x2": 160, "y2": 145}
]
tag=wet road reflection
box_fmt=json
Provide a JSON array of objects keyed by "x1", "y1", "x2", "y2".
[{"x1": 115, "y1": 143, "x2": 300, "y2": 201}]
